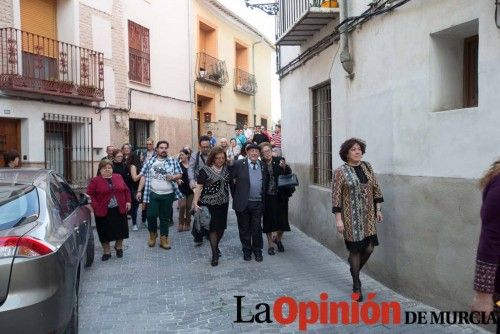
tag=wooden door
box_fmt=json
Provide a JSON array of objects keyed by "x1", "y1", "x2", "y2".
[{"x1": 0, "y1": 118, "x2": 21, "y2": 167}]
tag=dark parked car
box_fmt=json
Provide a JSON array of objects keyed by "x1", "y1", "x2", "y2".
[{"x1": 0, "y1": 169, "x2": 94, "y2": 333}]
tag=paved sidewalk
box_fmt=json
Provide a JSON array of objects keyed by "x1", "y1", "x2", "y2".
[{"x1": 79, "y1": 209, "x2": 490, "y2": 333}]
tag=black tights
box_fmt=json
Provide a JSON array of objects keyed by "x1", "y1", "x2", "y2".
[
  {"x1": 209, "y1": 230, "x2": 224, "y2": 260},
  {"x1": 348, "y1": 243, "x2": 374, "y2": 290}
]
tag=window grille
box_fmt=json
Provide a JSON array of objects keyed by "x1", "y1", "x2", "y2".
[{"x1": 312, "y1": 83, "x2": 332, "y2": 188}]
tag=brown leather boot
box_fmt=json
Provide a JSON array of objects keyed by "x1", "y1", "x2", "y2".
[
  {"x1": 159, "y1": 235, "x2": 171, "y2": 249},
  {"x1": 148, "y1": 232, "x2": 157, "y2": 247}
]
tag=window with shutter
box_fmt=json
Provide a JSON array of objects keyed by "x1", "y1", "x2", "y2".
[
  {"x1": 20, "y1": 0, "x2": 57, "y2": 57},
  {"x1": 128, "y1": 21, "x2": 151, "y2": 85}
]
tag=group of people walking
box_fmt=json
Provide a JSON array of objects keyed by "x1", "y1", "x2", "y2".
[
  {"x1": 85, "y1": 130, "x2": 292, "y2": 269},
  {"x1": 187, "y1": 135, "x2": 292, "y2": 266},
  {"x1": 84, "y1": 133, "x2": 383, "y2": 302},
  {"x1": 82, "y1": 130, "x2": 499, "y2": 316}
]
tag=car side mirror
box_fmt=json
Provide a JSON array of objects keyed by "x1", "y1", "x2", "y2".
[{"x1": 79, "y1": 193, "x2": 90, "y2": 206}]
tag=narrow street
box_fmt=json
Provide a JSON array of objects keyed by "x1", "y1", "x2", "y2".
[{"x1": 79, "y1": 209, "x2": 489, "y2": 333}]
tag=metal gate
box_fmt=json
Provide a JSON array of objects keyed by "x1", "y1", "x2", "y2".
[{"x1": 43, "y1": 113, "x2": 93, "y2": 189}]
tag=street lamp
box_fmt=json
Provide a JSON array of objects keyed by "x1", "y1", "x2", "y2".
[{"x1": 244, "y1": 0, "x2": 279, "y2": 15}]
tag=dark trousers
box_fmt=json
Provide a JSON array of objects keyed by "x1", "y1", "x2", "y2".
[
  {"x1": 141, "y1": 203, "x2": 147, "y2": 223},
  {"x1": 235, "y1": 201, "x2": 263, "y2": 256},
  {"x1": 147, "y1": 192, "x2": 175, "y2": 236}
]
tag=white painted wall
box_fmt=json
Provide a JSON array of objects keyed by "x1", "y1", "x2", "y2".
[
  {"x1": 280, "y1": 45, "x2": 337, "y2": 165},
  {"x1": 91, "y1": 15, "x2": 112, "y2": 59},
  {"x1": 123, "y1": 0, "x2": 192, "y2": 103},
  {"x1": 57, "y1": 0, "x2": 79, "y2": 45},
  {"x1": 0, "y1": 100, "x2": 110, "y2": 162},
  {"x1": 280, "y1": 0, "x2": 500, "y2": 179}
]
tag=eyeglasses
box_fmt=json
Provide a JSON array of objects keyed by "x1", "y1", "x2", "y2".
[
  {"x1": 115, "y1": 155, "x2": 124, "y2": 158},
  {"x1": 146, "y1": 143, "x2": 153, "y2": 146}
]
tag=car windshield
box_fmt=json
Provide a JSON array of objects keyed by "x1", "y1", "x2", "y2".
[{"x1": 0, "y1": 184, "x2": 39, "y2": 231}]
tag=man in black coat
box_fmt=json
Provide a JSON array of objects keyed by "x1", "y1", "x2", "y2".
[{"x1": 230, "y1": 143, "x2": 268, "y2": 262}]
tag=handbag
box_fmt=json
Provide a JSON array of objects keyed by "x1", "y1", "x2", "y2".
[{"x1": 278, "y1": 173, "x2": 299, "y2": 188}]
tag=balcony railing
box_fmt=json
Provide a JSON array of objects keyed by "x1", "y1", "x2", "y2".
[
  {"x1": 234, "y1": 68, "x2": 257, "y2": 96},
  {"x1": 0, "y1": 27, "x2": 104, "y2": 101},
  {"x1": 276, "y1": 0, "x2": 340, "y2": 45},
  {"x1": 196, "y1": 52, "x2": 228, "y2": 87}
]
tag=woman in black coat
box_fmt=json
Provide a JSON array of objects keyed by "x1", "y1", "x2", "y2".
[{"x1": 259, "y1": 142, "x2": 293, "y2": 255}]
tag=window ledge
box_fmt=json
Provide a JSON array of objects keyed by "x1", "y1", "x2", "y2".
[
  {"x1": 129, "y1": 80, "x2": 151, "y2": 88},
  {"x1": 431, "y1": 106, "x2": 478, "y2": 113}
]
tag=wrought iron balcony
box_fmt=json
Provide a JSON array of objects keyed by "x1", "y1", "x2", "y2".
[
  {"x1": 196, "y1": 52, "x2": 228, "y2": 87},
  {"x1": 0, "y1": 27, "x2": 104, "y2": 101},
  {"x1": 276, "y1": 0, "x2": 340, "y2": 46},
  {"x1": 234, "y1": 68, "x2": 257, "y2": 96}
]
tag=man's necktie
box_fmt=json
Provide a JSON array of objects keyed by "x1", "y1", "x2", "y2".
[{"x1": 251, "y1": 162, "x2": 257, "y2": 170}]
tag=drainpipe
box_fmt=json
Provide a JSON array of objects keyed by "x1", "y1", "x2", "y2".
[
  {"x1": 339, "y1": 0, "x2": 354, "y2": 77},
  {"x1": 252, "y1": 39, "x2": 263, "y2": 126},
  {"x1": 187, "y1": 0, "x2": 195, "y2": 148}
]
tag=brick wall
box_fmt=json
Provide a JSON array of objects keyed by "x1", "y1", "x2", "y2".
[
  {"x1": 80, "y1": 1, "x2": 129, "y2": 148},
  {"x1": 0, "y1": 0, "x2": 13, "y2": 28}
]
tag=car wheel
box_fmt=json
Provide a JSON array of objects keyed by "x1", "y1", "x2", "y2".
[
  {"x1": 65, "y1": 288, "x2": 79, "y2": 334},
  {"x1": 84, "y1": 229, "x2": 95, "y2": 268}
]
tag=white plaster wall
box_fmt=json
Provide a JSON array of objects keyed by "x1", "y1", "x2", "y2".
[
  {"x1": 0, "y1": 100, "x2": 110, "y2": 162},
  {"x1": 91, "y1": 15, "x2": 112, "y2": 59},
  {"x1": 281, "y1": 0, "x2": 500, "y2": 179},
  {"x1": 57, "y1": 0, "x2": 79, "y2": 45},
  {"x1": 123, "y1": 0, "x2": 192, "y2": 103},
  {"x1": 129, "y1": 93, "x2": 192, "y2": 120},
  {"x1": 280, "y1": 44, "x2": 338, "y2": 165},
  {"x1": 333, "y1": 0, "x2": 500, "y2": 179}
]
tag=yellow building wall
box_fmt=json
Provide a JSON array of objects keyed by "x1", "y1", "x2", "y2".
[{"x1": 193, "y1": 0, "x2": 273, "y2": 140}]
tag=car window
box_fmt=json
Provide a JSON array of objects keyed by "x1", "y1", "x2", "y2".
[
  {"x1": 49, "y1": 175, "x2": 79, "y2": 220},
  {"x1": 0, "y1": 185, "x2": 39, "y2": 230}
]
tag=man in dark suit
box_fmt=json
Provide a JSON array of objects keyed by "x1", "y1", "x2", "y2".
[{"x1": 230, "y1": 143, "x2": 268, "y2": 262}]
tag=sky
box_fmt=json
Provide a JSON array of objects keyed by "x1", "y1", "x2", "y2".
[
  {"x1": 217, "y1": 0, "x2": 281, "y2": 124},
  {"x1": 217, "y1": 0, "x2": 276, "y2": 42}
]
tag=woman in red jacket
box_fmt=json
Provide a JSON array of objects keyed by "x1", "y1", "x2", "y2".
[{"x1": 87, "y1": 159, "x2": 131, "y2": 261}]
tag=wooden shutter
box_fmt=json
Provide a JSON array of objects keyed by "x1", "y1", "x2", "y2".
[
  {"x1": 463, "y1": 35, "x2": 479, "y2": 107},
  {"x1": 128, "y1": 20, "x2": 150, "y2": 84},
  {"x1": 20, "y1": 0, "x2": 57, "y2": 56}
]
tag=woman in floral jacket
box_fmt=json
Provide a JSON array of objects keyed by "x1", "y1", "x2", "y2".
[{"x1": 332, "y1": 138, "x2": 384, "y2": 301}]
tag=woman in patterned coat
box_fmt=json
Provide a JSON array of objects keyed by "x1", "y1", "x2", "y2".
[
  {"x1": 332, "y1": 138, "x2": 384, "y2": 301},
  {"x1": 192, "y1": 146, "x2": 231, "y2": 267}
]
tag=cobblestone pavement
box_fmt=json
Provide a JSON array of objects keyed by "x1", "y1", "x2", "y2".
[{"x1": 79, "y1": 208, "x2": 490, "y2": 334}]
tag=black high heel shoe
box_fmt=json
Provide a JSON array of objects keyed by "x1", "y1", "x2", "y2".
[
  {"x1": 211, "y1": 256, "x2": 219, "y2": 267},
  {"x1": 101, "y1": 253, "x2": 111, "y2": 261},
  {"x1": 114, "y1": 247, "x2": 123, "y2": 258}
]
